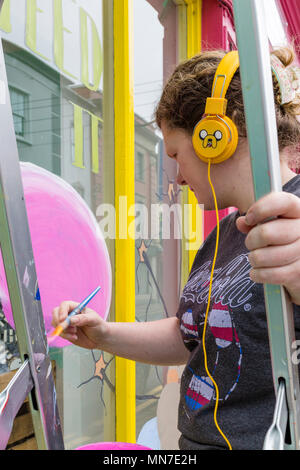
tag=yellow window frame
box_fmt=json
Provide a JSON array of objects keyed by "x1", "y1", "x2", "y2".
[{"x1": 103, "y1": 0, "x2": 202, "y2": 443}]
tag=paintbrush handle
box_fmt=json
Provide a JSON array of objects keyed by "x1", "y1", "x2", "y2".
[
  {"x1": 71, "y1": 286, "x2": 101, "y2": 313},
  {"x1": 67, "y1": 286, "x2": 101, "y2": 320},
  {"x1": 48, "y1": 286, "x2": 101, "y2": 340}
]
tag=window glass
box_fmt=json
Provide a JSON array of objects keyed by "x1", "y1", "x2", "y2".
[
  {"x1": 264, "y1": 0, "x2": 287, "y2": 47},
  {"x1": 10, "y1": 86, "x2": 28, "y2": 137},
  {"x1": 134, "y1": 0, "x2": 180, "y2": 450},
  {"x1": 0, "y1": 0, "x2": 113, "y2": 450},
  {"x1": 0, "y1": 0, "x2": 181, "y2": 451},
  {"x1": 135, "y1": 150, "x2": 145, "y2": 182}
]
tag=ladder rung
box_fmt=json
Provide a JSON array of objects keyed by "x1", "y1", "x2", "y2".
[
  {"x1": 0, "y1": 360, "x2": 34, "y2": 450},
  {"x1": 263, "y1": 380, "x2": 288, "y2": 450}
]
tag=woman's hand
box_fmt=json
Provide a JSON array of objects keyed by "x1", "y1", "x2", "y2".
[
  {"x1": 51, "y1": 301, "x2": 108, "y2": 349},
  {"x1": 236, "y1": 191, "x2": 300, "y2": 305},
  {"x1": 51, "y1": 304, "x2": 189, "y2": 366}
]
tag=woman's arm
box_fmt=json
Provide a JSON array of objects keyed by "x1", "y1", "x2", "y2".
[
  {"x1": 102, "y1": 317, "x2": 190, "y2": 366},
  {"x1": 52, "y1": 302, "x2": 189, "y2": 366}
]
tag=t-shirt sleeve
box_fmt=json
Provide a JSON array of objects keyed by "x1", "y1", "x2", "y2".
[{"x1": 176, "y1": 309, "x2": 199, "y2": 353}]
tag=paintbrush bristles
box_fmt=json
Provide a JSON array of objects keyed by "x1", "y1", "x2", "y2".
[
  {"x1": 47, "y1": 318, "x2": 71, "y2": 344},
  {"x1": 47, "y1": 286, "x2": 101, "y2": 345},
  {"x1": 48, "y1": 324, "x2": 64, "y2": 342}
]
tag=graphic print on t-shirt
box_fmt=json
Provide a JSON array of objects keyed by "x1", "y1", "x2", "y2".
[
  {"x1": 185, "y1": 373, "x2": 214, "y2": 410},
  {"x1": 182, "y1": 254, "x2": 254, "y2": 310},
  {"x1": 181, "y1": 309, "x2": 199, "y2": 340},
  {"x1": 180, "y1": 254, "x2": 252, "y2": 411},
  {"x1": 184, "y1": 301, "x2": 243, "y2": 410}
]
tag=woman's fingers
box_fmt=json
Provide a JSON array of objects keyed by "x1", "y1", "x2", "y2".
[
  {"x1": 246, "y1": 218, "x2": 300, "y2": 250},
  {"x1": 58, "y1": 301, "x2": 80, "y2": 322},
  {"x1": 248, "y1": 238, "x2": 300, "y2": 268},
  {"x1": 68, "y1": 310, "x2": 101, "y2": 328},
  {"x1": 245, "y1": 192, "x2": 300, "y2": 225}
]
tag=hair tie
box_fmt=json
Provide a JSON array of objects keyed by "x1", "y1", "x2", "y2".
[{"x1": 271, "y1": 54, "x2": 300, "y2": 105}]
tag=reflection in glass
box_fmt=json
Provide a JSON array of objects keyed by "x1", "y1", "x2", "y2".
[
  {"x1": 0, "y1": 0, "x2": 111, "y2": 450},
  {"x1": 134, "y1": 0, "x2": 180, "y2": 449}
]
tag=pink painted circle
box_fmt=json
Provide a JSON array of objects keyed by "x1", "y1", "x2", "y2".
[
  {"x1": 75, "y1": 442, "x2": 151, "y2": 450},
  {"x1": 0, "y1": 162, "x2": 112, "y2": 348}
]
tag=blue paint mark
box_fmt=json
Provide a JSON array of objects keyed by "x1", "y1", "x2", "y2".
[{"x1": 35, "y1": 287, "x2": 41, "y2": 301}]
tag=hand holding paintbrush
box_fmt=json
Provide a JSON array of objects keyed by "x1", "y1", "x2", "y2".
[{"x1": 48, "y1": 286, "x2": 101, "y2": 344}]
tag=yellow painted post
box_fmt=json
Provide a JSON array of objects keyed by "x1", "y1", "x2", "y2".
[
  {"x1": 186, "y1": 0, "x2": 203, "y2": 270},
  {"x1": 113, "y1": 0, "x2": 136, "y2": 443},
  {"x1": 102, "y1": 0, "x2": 116, "y2": 443},
  {"x1": 186, "y1": 0, "x2": 202, "y2": 58},
  {"x1": 175, "y1": 1, "x2": 190, "y2": 289},
  {"x1": 175, "y1": 0, "x2": 203, "y2": 280}
]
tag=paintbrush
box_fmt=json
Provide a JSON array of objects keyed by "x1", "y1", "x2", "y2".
[{"x1": 48, "y1": 286, "x2": 101, "y2": 342}]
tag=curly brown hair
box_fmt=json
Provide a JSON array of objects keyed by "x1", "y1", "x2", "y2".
[{"x1": 155, "y1": 47, "x2": 300, "y2": 157}]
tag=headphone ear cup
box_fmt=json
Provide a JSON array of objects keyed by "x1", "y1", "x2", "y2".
[{"x1": 192, "y1": 116, "x2": 238, "y2": 164}]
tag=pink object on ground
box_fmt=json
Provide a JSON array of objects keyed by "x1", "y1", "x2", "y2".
[
  {"x1": 75, "y1": 442, "x2": 151, "y2": 450},
  {"x1": 0, "y1": 162, "x2": 112, "y2": 348}
]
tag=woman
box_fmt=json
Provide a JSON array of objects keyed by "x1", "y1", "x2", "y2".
[{"x1": 52, "y1": 47, "x2": 300, "y2": 450}]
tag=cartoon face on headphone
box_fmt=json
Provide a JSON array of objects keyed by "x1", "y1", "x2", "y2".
[
  {"x1": 192, "y1": 115, "x2": 237, "y2": 164},
  {"x1": 199, "y1": 128, "x2": 223, "y2": 150}
]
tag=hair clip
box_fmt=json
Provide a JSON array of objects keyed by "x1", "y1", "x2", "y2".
[{"x1": 271, "y1": 54, "x2": 300, "y2": 105}]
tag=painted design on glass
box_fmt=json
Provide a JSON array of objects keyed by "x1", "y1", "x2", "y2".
[
  {"x1": 0, "y1": 162, "x2": 112, "y2": 348},
  {"x1": 78, "y1": 351, "x2": 114, "y2": 410}
]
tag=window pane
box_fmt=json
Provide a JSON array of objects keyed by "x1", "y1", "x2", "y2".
[
  {"x1": 134, "y1": 0, "x2": 180, "y2": 451},
  {"x1": 12, "y1": 114, "x2": 23, "y2": 136},
  {"x1": 0, "y1": 0, "x2": 113, "y2": 450},
  {"x1": 9, "y1": 86, "x2": 28, "y2": 137}
]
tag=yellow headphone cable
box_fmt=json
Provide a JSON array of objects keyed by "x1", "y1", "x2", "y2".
[{"x1": 202, "y1": 160, "x2": 233, "y2": 451}]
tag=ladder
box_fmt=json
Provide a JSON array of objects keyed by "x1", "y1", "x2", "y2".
[
  {"x1": 233, "y1": 0, "x2": 300, "y2": 450},
  {"x1": 0, "y1": 0, "x2": 64, "y2": 449}
]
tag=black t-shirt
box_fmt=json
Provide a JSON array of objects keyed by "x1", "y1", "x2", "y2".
[{"x1": 176, "y1": 174, "x2": 300, "y2": 451}]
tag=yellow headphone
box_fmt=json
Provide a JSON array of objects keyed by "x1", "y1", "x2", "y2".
[{"x1": 192, "y1": 51, "x2": 240, "y2": 164}]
